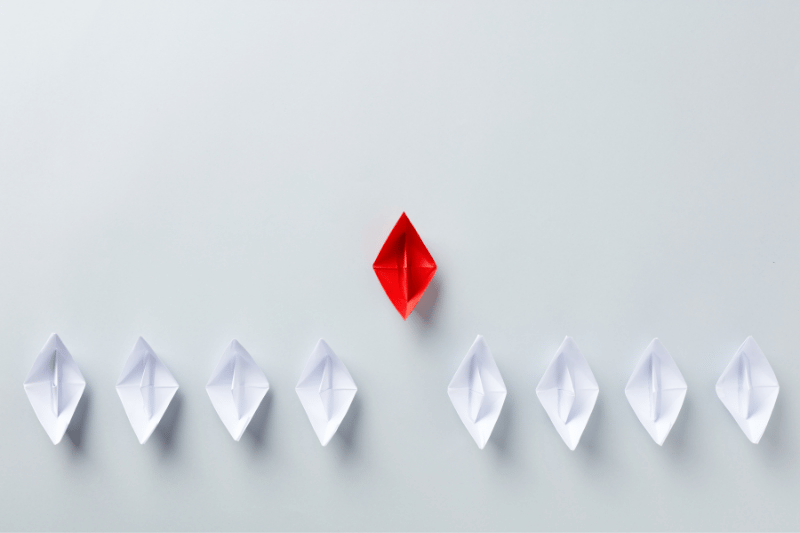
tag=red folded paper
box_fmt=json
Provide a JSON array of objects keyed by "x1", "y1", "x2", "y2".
[{"x1": 373, "y1": 213, "x2": 437, "y2": 320}]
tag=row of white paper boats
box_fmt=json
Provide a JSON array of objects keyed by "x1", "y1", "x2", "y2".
[{"x1": 23, "y1": 333, "x2": 778, "y2": 449}]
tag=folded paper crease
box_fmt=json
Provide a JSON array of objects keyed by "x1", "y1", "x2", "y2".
[
  {"x1": 716, "y1": 336, "x2": 779, "y2": 444},
  {"x1": 536, "y1": 336, "x2": 598, "y2": 450},
  {"x1": 625, "y1": 338, "x2": 687, "y2": 445},
  {"x1": 296, "y1": 339, "x2": 357, "y2": 446},
  {"x1": 207, "y1": 340, "x2": 270, "y2": 441},
  {"x1": 373, "y1": 213, "x2": 437, "y2": 319},
  {"x1": 448, "y1": 335, "x2": 507, "y2": 449},
  {"x1": 24, "y1": 334, "x2": 86, "y2": 444},
  {"x1": 116, "y1": 337, "x2": 179, "y2": 444}
]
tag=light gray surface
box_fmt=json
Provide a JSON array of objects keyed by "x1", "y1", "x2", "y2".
[{"x1": 1, "y1": 1, "x2": 799, "y2": 530}]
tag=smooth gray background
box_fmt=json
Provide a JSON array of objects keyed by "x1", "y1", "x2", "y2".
[{"x1": 1, "y1": 1, "x2": 799, "y2": 530}]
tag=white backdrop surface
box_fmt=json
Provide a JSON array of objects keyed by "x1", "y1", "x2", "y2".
[{"x1": 1, "y1": 1, "x2": 799, "y2": 530}]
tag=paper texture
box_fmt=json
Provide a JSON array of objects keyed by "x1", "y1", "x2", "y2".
[
  {"x1": 23, "y1": 334, "x2": 86, "y2": 444},
  {"x1": 373, "y1": 212, "x2": 437, "y2": 319},
  {"x1": 296, "y1": 339, "x2": 357, "y2": 446},
  {"x1": 536, "y1": 336, "x2": 599, "y2": 450},
  {"x1": 716, "y1": 336, "x2": 779, "y2": 444},
  {"x1": 447, "y1": 335, "x2": 507, "y2": 449},
  {"x1": 116, "y1": 337, "x2": 179, "y2": 444},
  {"x1": 207, "y1": 340, "x2": 270, "y2": 441},
  {"x1": 625, "y1": 338, "x2": 687, "y2": 445}
]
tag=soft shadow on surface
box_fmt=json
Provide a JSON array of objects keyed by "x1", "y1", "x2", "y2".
[
  {"x1": 330, "y1": 394, "x2": 362, "y2": 464},
  {"x1": 153, "y1": 391, "x2": 183, "y2": 457},
  {"x1": 663, "y1": 395, "x2": 694, "y2": 461},
  {"x1": 489, "y1": 393, "x2": 516, "y2": 463},
  {"x1": 574, "y1": 395, "x2": 624, "y2": 489},
  {"x1": 242, "y1": 391, "x2": 274, "y2": 454},
  {"x1": 576, "y1": 394, "x2": 607, "y2": 461},
  {"x1": 410, "y1": 275, "x2": 442, "y2": 333},
  {"x1": 65, "y1": 388, "x2": 91, "y2": 453},
  {"x1": 759, "y1": 392, "x2": 789, "y2": 465}
]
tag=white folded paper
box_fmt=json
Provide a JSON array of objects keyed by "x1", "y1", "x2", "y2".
[
  {"x1": 536, "y1": 336, "x2": 599, "y2": 450},
  {"x1": 625, "y1": 338, "x2": 687, "y2": 445},
  {"x1": 23, "y1": 334, "x2": 86, "y2": 444},
  {"x1": 716, "y1": 336, "x2": 779, "y2": 444},
  {"x1": 296, "y1": 339, "x2": 357, "y2": 446},
  {"x1": 116, "y1": 337, "x2": 179, "y2": 444},
  {"x1": 447, "y1": 335, "x2": 507, "y2": 449},
  {"x1": 207, "y1": 340, "x2": 270, "y2": 441}
]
